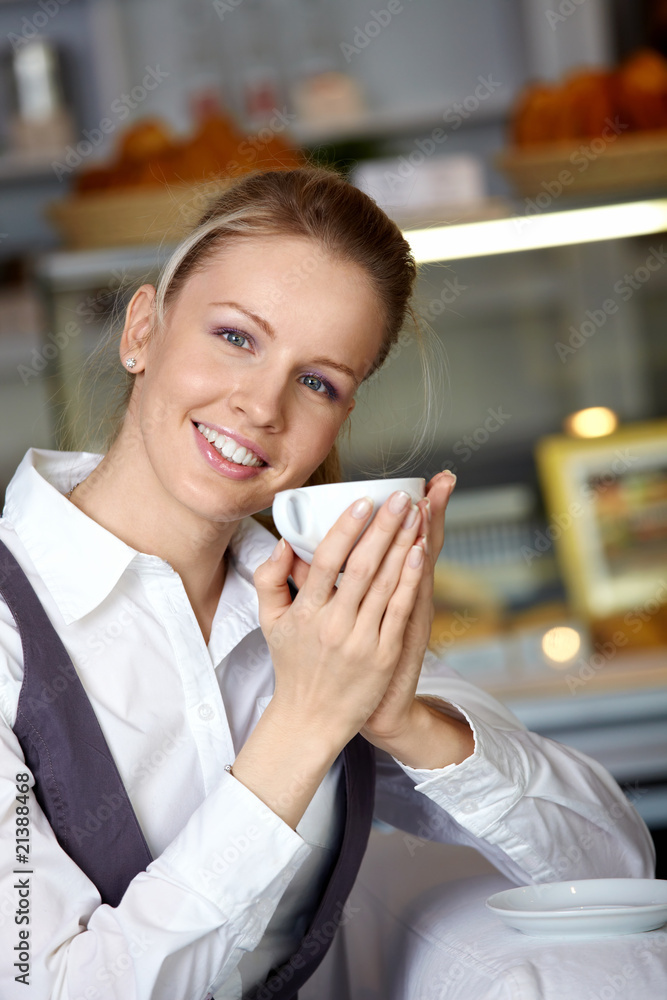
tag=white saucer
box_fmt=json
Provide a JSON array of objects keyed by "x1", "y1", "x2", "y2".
[{"x1": 486, "y1": 879, "x2": 667, "y2": 936}]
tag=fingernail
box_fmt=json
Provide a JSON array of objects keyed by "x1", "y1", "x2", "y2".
[
  {"x1": 442, "y1": 470, "x2": 457, "y2": 486},
  {"x1": 271, "y1": 538, "x2": 285, "y2": 560},
  {"x1": 388, "y1": 490, "x2": 411, "y2": 514},
  {"x1": 424, "y1": 497, "x2": 431, "y2": 522},
  {"x1": 418, "y1": 533, "x2": 429, "y2": 555},
  {"x1": 408, "y1": 544, "x2": 424, "y2": 568},
  {"x1": 351, "y1": 496, "x2": 373, "y2": 519},
  {"x1": 401, "y1": 504, "x2": 419, "y2": 530}
]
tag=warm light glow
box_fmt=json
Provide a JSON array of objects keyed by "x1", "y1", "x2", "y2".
[
  {"x1": 403, "y1": 199, "x2": 667, "y2": 262},
  {"x1": 541, "y1": 626, "x2": 582, "y2": 665},
  {"x1": 565, "y1": 407, "x2": 619, "y2": 438}
]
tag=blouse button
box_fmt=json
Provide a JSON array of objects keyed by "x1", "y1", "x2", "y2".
[{"x1": 198, "y1": 703, "x2": 215, "y2": 721}]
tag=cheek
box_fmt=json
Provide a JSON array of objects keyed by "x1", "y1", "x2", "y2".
[
  {"x1": 293, "y1": 414, "x2": 344, "y2": 470},
  {"x1": 135, "y1": 367, "x2": 187, "y2": 450},
  {"x1": 141, "y1": 348, "x2": 208, "y2": 413}
]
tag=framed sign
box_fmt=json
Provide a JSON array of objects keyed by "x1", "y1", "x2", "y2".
[{"x1": 535, "y1": 420, "x2": 667, "y2": 619}]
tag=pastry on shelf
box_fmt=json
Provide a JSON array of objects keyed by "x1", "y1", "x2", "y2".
[
  {"x1": 616, "y1": 47, "x2": 667, "y2": 132},
  {"x1": 47, "y1": 106, "x2": 305, "y2": 248},
  {"x1": 509, "y1": 47, "x2": 667, "y2": 148},
  {"x1": 500, "y1": 47, "x2": 667, "y2": 196},
  {"x1": 512, "y1": 70, "x2": 616, "y2": 147},
  {"x1": 72, "y1": 109, "x2": 304, "y2": 195},
  {"x1": 557, "y1": 69, "x2": 617, "y2": 140},
  {"x1": 511, "y1": 83, "x2": 564, "y2": 147}
]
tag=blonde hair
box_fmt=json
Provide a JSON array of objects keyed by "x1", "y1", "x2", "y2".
[{"x1": 75, "y1": 166, "x2": 439, "y2": 528}]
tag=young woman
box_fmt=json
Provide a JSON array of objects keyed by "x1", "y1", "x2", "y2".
[{"x1": 0, "y1": 167, "x2": 654, "y2": 999}]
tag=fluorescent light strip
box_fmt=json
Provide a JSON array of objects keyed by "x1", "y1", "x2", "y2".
[{"x1": 404, "y1": 199, "x2": 667, "y2": 263}]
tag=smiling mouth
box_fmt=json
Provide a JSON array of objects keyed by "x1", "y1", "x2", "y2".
[{"x1": 195, "y1": 422, "x2": 266, "y2": 467}]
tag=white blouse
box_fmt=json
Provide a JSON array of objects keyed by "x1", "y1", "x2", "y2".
[{"x1": 0, "y1": 448, "x2": 655, "y2": 1000}]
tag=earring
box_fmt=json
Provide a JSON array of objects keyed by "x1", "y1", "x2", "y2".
[{"x1": 125, "y1": 357, "x2": 137, "y2": 369}]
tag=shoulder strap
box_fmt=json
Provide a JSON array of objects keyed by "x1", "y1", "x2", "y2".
[
  {"x1": 245, "y1": 735, "x2": 376, "y2": 1000},
  {"x1": 0, "y1": 539, "x2": 152, "y2": 906},
  {"x1": 0, "y1": 541, "x2": 376, "y2": 991},
  {"x1": 246, "y1": 579, "x2": 377, "y2": 1000}
]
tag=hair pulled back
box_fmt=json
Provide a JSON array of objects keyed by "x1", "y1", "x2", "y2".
[
  {"x1": 155, "y1": 167, "x2": 417, "y2": 392},
  {"x1": 105, "y1": 165, "x2": 422, "y2": 488}
]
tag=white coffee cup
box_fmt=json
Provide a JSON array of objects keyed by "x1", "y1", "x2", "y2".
[{"x1": 272, "y1": 478, "x2": 425, "y2": 564}]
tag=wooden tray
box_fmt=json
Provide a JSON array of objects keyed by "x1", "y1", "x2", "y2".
[
  {"x1": 496, "y1": 131, "x2": 667, "y2": 199},
  {"x1": 45, "y1": 178, "x2": 234, "y2": 249}
]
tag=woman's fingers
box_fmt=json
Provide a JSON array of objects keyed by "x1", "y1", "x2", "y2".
[
  {"x1": 329, "y1": 490, "x2": 425, "y2": 627},
  {"x1": 283, "y1": 474, "x2": 455, "y2": 643},
  {"x1": 297, "y1": 495, "x2": 376, "y2": 607},
  {"x1": 253, "y1": 536, "x2": 297, "y2": 632},
  {"x1": 374, "y1": 533, "x2": 428, "y2": 657},
  {"x1": 282, "y1": 551, "x2": 313, "y2": 593},
  {"x1": 426, "y1": 471, "x2": 457, "y2": 559},
  {"x1": 370, "y1": 475, "x2": 455, "y2": 679},
  {"x1": 301, "y1": 490, "x2": 413, "y2": 612},
  {"x1": 354, "y1": 500, "x2": 424, "y2": 628}
]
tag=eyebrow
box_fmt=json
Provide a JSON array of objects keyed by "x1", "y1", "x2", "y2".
[{"x1": 209, "y1": 300, "x2": 361, "y2": 387}]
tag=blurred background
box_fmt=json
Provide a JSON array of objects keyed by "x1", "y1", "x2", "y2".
[{"x1": 1, "y1": 0, "x2": 666, "y2": 872}]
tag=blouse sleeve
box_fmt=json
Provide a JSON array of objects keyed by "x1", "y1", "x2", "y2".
[
  {"x1": 372, "y1": 650, "x2": 656, "y2": 885},
  {"x1": 0, "y1": 602, "x2": 312, "y2": 1000}
]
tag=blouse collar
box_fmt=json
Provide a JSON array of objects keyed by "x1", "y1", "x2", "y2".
[{"x1": 2, "y1": 448, "x2": 278, "y2": 627}]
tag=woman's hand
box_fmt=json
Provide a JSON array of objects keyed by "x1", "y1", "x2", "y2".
[
  {"x1": 254, "y1": 488, "x2": 429, "y2": 750},
  {"x1": 359, "y1": 471, "x2": 457, "y2": 751}
]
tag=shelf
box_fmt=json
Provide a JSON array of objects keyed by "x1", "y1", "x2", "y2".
[
  {"x1": 32, "y1": 191, "x2": 667, "y2": 281},
  {"x1": 402, "y1": 196, "x2": 667, "y2": 262},
  {"x1": 34, "y1": 243, "x2": 176, "y2": 291},
  {"x1": 0, "y1": 149, "x2": 69, "y2": 183},
  {"x1": 289, "y1": 99, "x2": 507, "y2": 146}
]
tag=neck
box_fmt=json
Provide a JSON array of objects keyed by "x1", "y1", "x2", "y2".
[{"x1": 69, "y1": 424, "x2": 240, "y2": 637}]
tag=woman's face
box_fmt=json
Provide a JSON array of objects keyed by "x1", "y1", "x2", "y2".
[{"x1": 124, "y1": 235, "x2": 386, "y2": 522}]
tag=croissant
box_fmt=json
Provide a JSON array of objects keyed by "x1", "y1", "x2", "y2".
[
  {"x1": 558, "y1": 69, "x2": 617, "y2": 138},
  {"x1": 616, "y1": 48, "x2": 667, "y2": 131},
  {"x1": 73, "y1": 109, "x2": 304, "y2": 194},
  {"x1": 511, "y1": 83, "x2": 565, "y2": 146}
]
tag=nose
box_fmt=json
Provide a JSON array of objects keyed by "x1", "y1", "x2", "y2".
[{"x1": 227, "y1": 371, "x2": 287, "y2": 432}]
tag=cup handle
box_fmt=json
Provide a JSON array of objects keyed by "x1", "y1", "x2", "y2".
[{"x1": 272, "y1": 489, "x2": 315, "y2": 547}]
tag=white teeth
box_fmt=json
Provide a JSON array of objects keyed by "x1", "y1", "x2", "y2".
[
  {"x1": 220, "y1": 437, "x2": 237, "y2": 460},
  {"x1": 196, "y1": 423, "x2": 264, "y2": 467}
]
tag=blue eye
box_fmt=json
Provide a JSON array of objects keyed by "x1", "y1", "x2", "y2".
[
  {"x1": 301, "y1": 374, "x2": 338, "y2": 401},
  {"x1": 302, "y1": 375, "x2": 324, "y2": 392},
  {"x1": 215, "y1": 326, "x2": 339, "y2": 400},
  {"x1": 218, "y1": 328, "x2": 250, "y2": 349}
]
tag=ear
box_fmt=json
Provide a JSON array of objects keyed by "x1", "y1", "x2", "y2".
[{"x1": 119, "y1": 284, "x2": 156, "y2": 372}]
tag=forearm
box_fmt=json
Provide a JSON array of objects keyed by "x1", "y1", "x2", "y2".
[
  {"x1": 231, "y1": 700, "x2": 345, "y2": 830},
  {"x1": 378, "y1": 669, "x2": 656, "y2": 882},
  {"x1": 367, "y1": 698, "x2": 475, "y2": 770}
]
